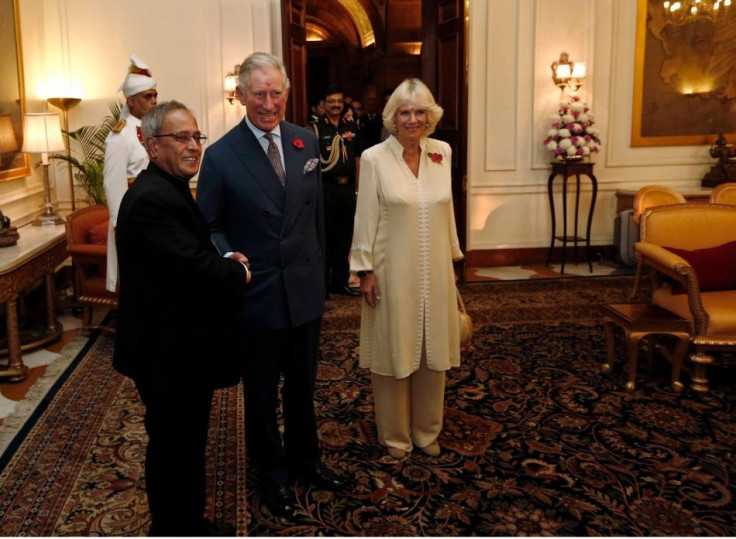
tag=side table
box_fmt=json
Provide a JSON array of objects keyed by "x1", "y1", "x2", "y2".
[
  {"x1": 545, "y1": 160, "x2": 598, "y2": 273},
  {"x1": 0, "y1": 223, "x2": 67, "y2": 382},
  {"x1": 601, "y1": 303, "x2": 691, "y2": 392}
]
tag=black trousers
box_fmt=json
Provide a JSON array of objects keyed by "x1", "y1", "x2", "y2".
[
  {"x1": 135, "y1": 381, "x2": 214, "y2": 536},
  {"x1": 240, "y1": 317, "x2": 322, "y2": 485},
  {"x1": 323, "y1": 181, "x2": 356, "y2": 289}
]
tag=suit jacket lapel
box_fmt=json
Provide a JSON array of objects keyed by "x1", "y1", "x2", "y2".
[
  {"x1": 280, "y1": 123, "x2": 304, "y2": 218},
  {"x1": 233, "y1": 121, "x2": 286, "y2": 210}
]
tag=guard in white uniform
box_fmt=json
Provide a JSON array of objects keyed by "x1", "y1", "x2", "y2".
[{"x1": 103, "y1": 54, "x2": 158, "y2": 292}]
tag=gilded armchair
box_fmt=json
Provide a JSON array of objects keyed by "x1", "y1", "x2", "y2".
[{"x1": 634, "y1": 203, "x2": 736, "y2": 392}]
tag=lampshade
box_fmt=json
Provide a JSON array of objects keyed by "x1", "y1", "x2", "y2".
[
  {"x1": 0, "y1": 115, "x2": 19, "y2": 153},
  {"x1": 555, "y1": 64, "x2": 572, "y2": 80},
  {"x1": 21, "y1": 113, "x2": 65, "y2": 155},
  {"x1": 571, "y1": 62, "x2": 586, "y2": 79}
]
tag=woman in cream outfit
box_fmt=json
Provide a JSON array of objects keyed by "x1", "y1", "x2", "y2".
[{"x1": 350, "y1": 78, "x2": 464, "y2": 459}]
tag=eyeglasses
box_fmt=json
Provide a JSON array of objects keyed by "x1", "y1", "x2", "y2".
[{"x1": 152, "y1": 132, "x2": 208, "y2": 145}]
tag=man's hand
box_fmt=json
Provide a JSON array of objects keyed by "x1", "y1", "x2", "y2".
[{"x1": 230, "y1": 252, "x2": 251, "y2": 283}]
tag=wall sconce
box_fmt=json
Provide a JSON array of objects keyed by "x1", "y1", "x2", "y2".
[
  {"x1": 22, "y1": 113, "x2": 66, "y2": 226},
  {"x1": 551, "y1": 52, "x2": 586, "y2": 92},
  {"x1": 224, "y1": 65, "x2": 240, "y2": 104}
]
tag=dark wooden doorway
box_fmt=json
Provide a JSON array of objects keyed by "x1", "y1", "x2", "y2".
[{"x1": 281, "y1": 0, "x2": 468, "y2": 274}]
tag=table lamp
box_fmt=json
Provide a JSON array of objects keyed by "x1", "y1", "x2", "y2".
[
  {"x1": 47, "y1": 97, "x2": 82, "y2": 210},
  {"x1": 22, "y1": 113, "x2": 66, "y2": 226}
]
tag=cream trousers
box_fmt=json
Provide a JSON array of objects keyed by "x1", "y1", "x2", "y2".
[{"x1": 370, "y1": 354, "x2": 446, "y2": 453}]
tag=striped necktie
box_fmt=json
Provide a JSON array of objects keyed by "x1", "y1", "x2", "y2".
[{"x1": 264, "y1": 133, "x2": 286, "y2": 188}]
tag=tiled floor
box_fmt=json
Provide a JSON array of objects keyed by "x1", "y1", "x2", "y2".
[
  {"x1": 467, "y1": 261, "x2": 633, "y2": 282},
  {"x1": 0, "y1": 312, "x2": 86, "y2": 424}
]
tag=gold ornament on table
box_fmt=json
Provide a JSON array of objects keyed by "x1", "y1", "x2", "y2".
[{"x1": 702, "y1": 133, "x2": 736, "y2": 187}]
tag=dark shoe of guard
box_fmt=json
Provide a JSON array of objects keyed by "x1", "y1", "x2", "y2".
[{"x1": 330, "y1": 285, "x2": 361, "y2": 297}]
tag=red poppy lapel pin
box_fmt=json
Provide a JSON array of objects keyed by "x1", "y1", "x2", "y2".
[
  {"x1": 293, "y1": 138, "x2": 305, "y2": 149},
  {"x1": 428, "y1": 152, "x2": 443, "y2": 163}
]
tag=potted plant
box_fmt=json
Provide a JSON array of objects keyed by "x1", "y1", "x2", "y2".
[{"x1": 52, "y1": 102, "x2": 122, "y2": 206}]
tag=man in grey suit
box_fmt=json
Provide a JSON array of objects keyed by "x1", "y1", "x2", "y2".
[{"x1": 197, "y1": 52, "x2": 345, "y2": 519}]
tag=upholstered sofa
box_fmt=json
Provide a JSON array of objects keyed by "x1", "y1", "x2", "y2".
[{"x1": 634, "y1": 203, "x2": 736, "y2": 392}]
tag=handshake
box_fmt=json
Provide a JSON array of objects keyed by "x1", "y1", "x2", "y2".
[{"x1": 229, "y1": 251, "x2": 252, "y2": 283}]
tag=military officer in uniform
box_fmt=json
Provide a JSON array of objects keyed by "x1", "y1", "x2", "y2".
[
  {"x1": 313, "y1": 85, "x2": 362, "y2": 297},
  {"x1": 103, "y1": 54, "x2": 158, "y2": 292}
]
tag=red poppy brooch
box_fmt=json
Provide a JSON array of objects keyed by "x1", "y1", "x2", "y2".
[
  {"x1": 428, "y1": 152, "x2": 443, "y2": 163},
  {"x1": 342, "y1": 131, "x2": 355, "y2": 141},
  {"x1": 293, "y1": 138, "x2": 305, "y2": 149}
]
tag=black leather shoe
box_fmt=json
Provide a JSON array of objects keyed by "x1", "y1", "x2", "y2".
[
  {"x1": 299, "y1": 465, "x2": 346, "y2": 491},
  {"x1": 330, "y1": 285, "x2": 361, "y2": 297},
  {"x1": 196, "y1": 518, "x2": 236, "y2": 536},
  {"x1": 262, "y1": 483, "x2": 295, "y2": 518}
]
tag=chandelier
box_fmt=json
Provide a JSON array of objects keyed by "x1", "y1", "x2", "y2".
[{"x1": 662, "y1": 0, "x2": 732, "y2": 25}]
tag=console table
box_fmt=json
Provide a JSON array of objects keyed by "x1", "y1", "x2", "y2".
[
  {"x1": 546, "y1": 160, "x2": 598, "y2": 273},
  {"x1": 0, "y1": 224, "x2": 67, "y2": 382}
]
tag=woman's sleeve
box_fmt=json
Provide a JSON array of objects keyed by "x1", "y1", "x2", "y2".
[
  {"x1": 350, "y1": 150, "x2": 380, "y2": 272},
  {"x1": 444, "y1": 144, "x2": 464, "y2": 261}
]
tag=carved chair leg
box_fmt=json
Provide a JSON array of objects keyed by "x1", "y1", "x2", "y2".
[
  {"x1": 632, "y1": 262, "x2": 643, "y2": 299},
  {"x1": 689, "y1": 351, "x2": 713, "y2": 393}
]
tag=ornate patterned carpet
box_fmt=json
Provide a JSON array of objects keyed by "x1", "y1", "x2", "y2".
[{"x1": 0, "y1": 275, "x2": 735, "y2": 536}]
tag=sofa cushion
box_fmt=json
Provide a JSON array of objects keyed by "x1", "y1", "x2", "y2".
[
  {"x1": 662, "y1": 240, "x2": 736, "y2": 293},
  {"x1": 88, "y1": 219, "x2": 109, "y2": 245}
]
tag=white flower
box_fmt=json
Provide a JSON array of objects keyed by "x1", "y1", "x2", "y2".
[{"x1": 542, "y1": 95, "x2": 602, "y2": 158}]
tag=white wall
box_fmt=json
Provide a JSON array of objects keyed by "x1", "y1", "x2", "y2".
[
  {"x1": 1, "y1": 0, "x2": 717, "y2": 254},
  {"x1": 2, "y1": 0, "x2": 281, "y2": 225},
  {"x1": 466, "y1": 0, "x2": 713, "y2": 253}
]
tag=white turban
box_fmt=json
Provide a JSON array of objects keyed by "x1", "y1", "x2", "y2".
[{"x1": 118, "y1": 54, "x2": 156, "y2": 98}]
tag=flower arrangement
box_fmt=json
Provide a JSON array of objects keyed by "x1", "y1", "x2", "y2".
[{"x1": 543, "y1": 95, "x2": 601, "y2": 159}]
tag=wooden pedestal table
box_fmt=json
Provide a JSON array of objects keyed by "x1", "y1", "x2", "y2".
[
  {"x1": 0, "y1": 224, "x2": 67, "y2": 382},
  {"x1": 602, "y1": 303, "x2": 691, "y2": 392},
  {"x1": 546, "y1": 160, "x2": 598, "y2": 273}
]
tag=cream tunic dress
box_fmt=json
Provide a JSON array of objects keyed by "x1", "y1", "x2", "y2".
[{"x1": 351, "y1": 135, "x2": 464, "y2": 379}]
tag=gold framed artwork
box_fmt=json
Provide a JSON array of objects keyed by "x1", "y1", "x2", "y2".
[
  {"x1": 631, "y1": 0, "x2": 736, "y2": 147},
  {"x1": 0, "y1": 0, "x2": 30, "y2": 181}
]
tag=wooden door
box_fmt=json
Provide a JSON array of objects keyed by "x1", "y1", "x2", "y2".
[
  {"x1": 281, "y1": 0, "x2": 308, "y2": 125},
  {"x1": 422, "y1": 0, "x2": 468, "y2": 279}
]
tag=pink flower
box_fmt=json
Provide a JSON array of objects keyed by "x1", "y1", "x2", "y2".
[{"x1": 293, "y1": 138, "x2": 304, "y2": 149}]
